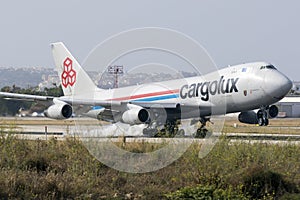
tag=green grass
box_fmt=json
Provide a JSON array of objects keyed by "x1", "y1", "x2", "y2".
[{"x1": 0, "y1": 131, "x2": 299, "y2": 199}]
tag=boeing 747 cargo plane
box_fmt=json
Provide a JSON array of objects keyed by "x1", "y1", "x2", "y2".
[{"x1": 0, "y1": 42, "x2": 292, "y2": 136}]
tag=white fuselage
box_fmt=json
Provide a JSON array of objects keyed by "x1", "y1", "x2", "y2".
[{"x1": 81, "y1": 62, "x2": 291, "y2": 119}]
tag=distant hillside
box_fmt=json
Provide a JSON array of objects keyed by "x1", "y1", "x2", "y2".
[
  {"x1": 0, "y1": 67, "x2": 198, "y2": 89},
  {"x1": 0, "y1": 67, "x2": 55, "y2": 88}
]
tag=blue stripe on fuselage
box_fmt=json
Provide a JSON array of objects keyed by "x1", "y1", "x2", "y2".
[
  {"x1": 92, "y1": 106, "x2": 103, "y2": 110},
  {"x1": 133, "y1": 94, "x2": 179, "y2": 102}
]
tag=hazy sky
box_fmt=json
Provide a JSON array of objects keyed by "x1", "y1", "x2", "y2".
[{"x1": 0, "y1": 0, "x2": 299, "y2": 80}]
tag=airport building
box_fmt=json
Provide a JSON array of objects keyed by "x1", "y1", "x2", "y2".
[{"x1": 276, "y1": 96, "x2": 300, "y2": 117}]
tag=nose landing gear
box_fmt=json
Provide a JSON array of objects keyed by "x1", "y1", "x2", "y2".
[{"x1": 257, "y1": 107, "x2": 269, "y2": 126}]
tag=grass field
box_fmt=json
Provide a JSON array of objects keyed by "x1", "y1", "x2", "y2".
[{"x1": 0, "y1": 125, "x2": 299, "y2": 199}]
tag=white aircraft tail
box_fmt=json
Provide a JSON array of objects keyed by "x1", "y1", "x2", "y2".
[{"x1": 51, "y1": 42, "x2": 99, "y2": 96}]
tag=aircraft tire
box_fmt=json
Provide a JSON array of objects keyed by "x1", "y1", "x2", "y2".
[
  {"x1": 258, "y1": 117, "x2": 264, "y2": 126},
  {"x1": 142, "y1": 128, "x2": 149, "y2": 135},
  {"x1": 258, "y1": 117, "x2": 269, "y2": 126},
  {"x1": 143, "y1": 128, "x2": 157, "y2": 137},
  {"x1": 264, "y1": 118, "x2": 269, "y2": 126}
]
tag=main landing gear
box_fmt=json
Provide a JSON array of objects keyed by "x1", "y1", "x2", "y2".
[
  {"x1": 257, "y1": 106, "x2": 269, "y2": 126},
  {"x1": 142, "y1": 117, "x2": 212, "y2": 138},
  {"x1": 142, "y1": 121, "x2": 160, "y2": 136},
  {"x1": 142, "y1": 120, "x2": 185, "y2": 137},
  {"x1": 192, "y1": 117, "x2": 211, "y2": 138}
]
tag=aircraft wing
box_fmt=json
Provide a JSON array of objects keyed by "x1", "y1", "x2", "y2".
[
  {"x1": 0, "y1": 92, "x2": 214, "y2": 109},
  {"x1": 0, "y1": 92, "x2": 176, "y2": 108},
  {"x1": 59, "y1": 97, "x2": 178, "y2": 108},
  {"x1": 59, "y1": 96, "x2": 215, "y2": 109},
  {"x1": 0, "y1": 92, "x2": 53, "y2": 101}
]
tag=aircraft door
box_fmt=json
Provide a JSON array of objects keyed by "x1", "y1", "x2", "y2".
[{"x1": 236, "y1": 66, "x2": 253, "y2": 110}]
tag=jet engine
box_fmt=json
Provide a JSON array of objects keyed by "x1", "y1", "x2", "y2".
[
  {"x1": 268, "y1": 105, "x2": 279, "y2": 118},
  {"x1": 238, "y1": 105, "x2": 279, "y2": 125},
  {"x1": 122, "y1": 107, "x2": 150, "y2": 125},
  {"x1": 238, "y1": 111, "x2": 258, "y2": 124},
  {"x1": 44, "y1": 103, "x2": 73, "y2": 120},
  {"x1": 84, "y1": 107, "x2": 105, "y2": 119}
]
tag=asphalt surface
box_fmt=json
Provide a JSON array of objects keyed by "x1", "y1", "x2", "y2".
[{"x1": 1, "y1": 117, "x2": 300, "y2": 144}]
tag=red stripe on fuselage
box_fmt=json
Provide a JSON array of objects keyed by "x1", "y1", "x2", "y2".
[{"x1": 108, "y1": 89, "x2": 179, "y2": 101}]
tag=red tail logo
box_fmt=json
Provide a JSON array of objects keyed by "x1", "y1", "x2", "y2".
[{"x1": 61, "y1": 57, "x2": 76, "y2": 88}]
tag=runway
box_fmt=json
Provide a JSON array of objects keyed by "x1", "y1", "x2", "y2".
[{"x1": 1, "y1": 117, "x2": 300, "y2": 145}]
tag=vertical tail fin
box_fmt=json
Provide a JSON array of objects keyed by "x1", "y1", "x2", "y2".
[{"x1": 51, "y1": 42, "x2": 99, "y2": 96}]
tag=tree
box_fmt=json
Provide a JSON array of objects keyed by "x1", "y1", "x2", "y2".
[{"x1": 0, "y1": 85, "x2": 64, "y2": 116}]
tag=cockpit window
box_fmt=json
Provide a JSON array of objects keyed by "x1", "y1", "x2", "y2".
[
  {"x1": 260, "y1": 65, "x2": 277, "y2": 70},
  {"x1": 266, "y1": 65, "x2": 276, "y2": 69}
]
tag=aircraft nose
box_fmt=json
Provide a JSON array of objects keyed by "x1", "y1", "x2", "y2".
[{"x1": 264, "y1": 71, "x2": 292, "y2": 100}]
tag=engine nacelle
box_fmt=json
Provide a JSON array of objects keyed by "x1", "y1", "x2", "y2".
[
  {"x1": 84, "y1": 107, "x2": 105, "y2": 119},
  {"x1": 44, "y1": 103, "x2": 73, "y2": 120},
  {"x1": 268, "y1": 105, "x2": 279, "y2": 118},
  {"x1": 122, "y1": 108, "x2": 149, "y2": 125},
  {"x1": 238, "y1": 111, "x2": 258, "y2": 124},
  {"x1": 238, "y1": 105, "x2": 279, "y2": 124}
]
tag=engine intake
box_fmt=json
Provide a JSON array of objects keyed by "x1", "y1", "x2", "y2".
[
  {"x1": 268, "y1": 105, "x2": 279, "y2": 118},
  {"x1": 44, "y1": 103, "x2": 73, "y2": 119},
  {"x1": 122, "y1": 108, "x2": 149, "y2": 125}
]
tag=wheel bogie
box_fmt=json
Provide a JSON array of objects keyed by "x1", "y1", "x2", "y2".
[{"x1": 195, "y1": 128, "x2": 207, "y2": 138}]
